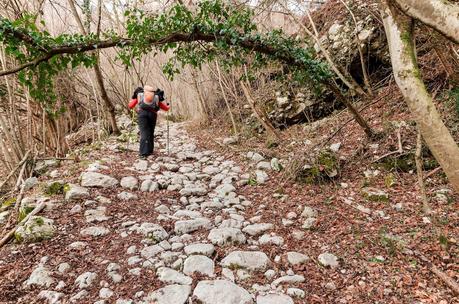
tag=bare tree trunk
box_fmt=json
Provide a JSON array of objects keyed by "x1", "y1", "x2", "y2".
[
  {"x1": 382, "y1": 1, "x2": 459, "y2": 192},
  {"x1": 393, "y1": 0, "x2": 459, "y2": 44},
  {"x1": 215, "y1": 62, "x2": 238, "y2": 135},
  {"x1": 67, "y1": 0, "x2": 120, "y2": 135}
]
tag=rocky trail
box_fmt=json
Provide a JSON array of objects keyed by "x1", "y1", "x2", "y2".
[
  {"x1": 0, "y1": 122, "x2": 456, "y2": 304},
  {"x1": 0, "y1": 123, "x2": 320, "y2": 304}
]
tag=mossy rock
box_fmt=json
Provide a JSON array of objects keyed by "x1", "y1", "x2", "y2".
[
  {"x1": 362, "y1": 187, "x2": 389, "y2": 202},
  {"x1": 43, "y1": 181, "x2": 65, "y2": 196},
  {"x1": 18, "y1": 206, "x2": 35, "y2": 222},
  {"x1": 1, "y1": 197, "x2": 16, "y2": 209},
  {"x1": 297, "y1": 149, "x2": 339, "y2": 184},
  {"x1": 377, "y1": 151, "x2": 438, "y2": 172},
  {"x1": 15, "y1": 216, "x2": 55, "y2": 243}
]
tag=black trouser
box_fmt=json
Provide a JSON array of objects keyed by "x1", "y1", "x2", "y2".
[{"x1": 138, "y1": 109, "x2": 157, "y2": 157}]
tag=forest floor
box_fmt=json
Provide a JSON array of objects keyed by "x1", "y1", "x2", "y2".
[{"x1": 0, "y1": 111, "x2": 457, "y2": 303}]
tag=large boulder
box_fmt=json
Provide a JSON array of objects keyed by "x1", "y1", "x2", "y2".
[
  {"x1": 65, "y1": 184, "x2": 89, "y2": 200},
  {"x1": 15, "y1": 216, "x2": 55, "y2": 243},
  {"x1": 80, "y1": 172, "x2": 118, "y2": 188}
]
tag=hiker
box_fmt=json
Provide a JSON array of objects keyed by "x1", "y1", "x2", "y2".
[{"x1": 128, "y1": 85, "x2": 170, "y2": 159}]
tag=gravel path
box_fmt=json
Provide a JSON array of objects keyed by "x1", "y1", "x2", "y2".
[{"x1": 0, "y1": 123, "x2": 321, "y2": 304}]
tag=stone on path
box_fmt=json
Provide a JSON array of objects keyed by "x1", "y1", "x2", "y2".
[
  {"x1": 258, "y1": 234, "x2": 284, "y2": 246},
  {"x1": 65, "y1": 184, "x2": 90, "y2": 200},
  {"x1": 286, "y1": 252, "x2": 309, "y2": 266},
  {"x1": 183, "y1": 255, "x2": 214, "y2": 277},
  {"x1": 15, "y1": 216, "x2": 55, "y2": 243},
  {"x1": 84, "y1": 206, "x2": 109, "y2": 223},
  {"x1": 318, "y1": 252, "x2": 339, "y2": 268},
  {"x1": 24, "y1": 264, "x2": 55, "y2": 288},
  {"x1": 184, "y1": 243, "x2": 215, "y2": 257},
  {"x1": 134, "y1": 159, "x2": 149, "y2": 171},
  {"x1": 256, "y1": 293, "x2": 294, "y2": 304},
  {"x1": 75, "y1": 272, "x2": 97, "y2": 289},
  {"x1": 120, "y1": 176, "x2": 138, "y2": 190},
  {"x1": 38, "y1": 290, "x2": 64, "y2": 304},
  {"x1": 242, "y1": 223, "x2": 273, "y2": 236},
  {"x1": 117, "y1": 191, "x2": 138, "y2": 201},
  {"x1": 144, "y1": 284, "x2": 191, "y2": 304},
  {"x1": 80, "y1": 172, "x2": 118, "y2": 188},
  {"x1": 80, "y1": 226, "x2": 110, "y2": 237},
  {"x1": 193, "y1": 280, "x2": 253, "y2": 304},
  {"x1": 221, "y1": 251, "x2": 269, "y2": 271},
  {"x1": 255, "y1": 170, "x2": 268, "y2": 184},
  {"x1": 208, "y1": 228, "x2": 246, "y2": 246},
  {"x1": 174, "y1": 218, "x2": 211, "y2": 234},
  {"x1": 272, "y1": 275, "x2": 305, "y2": 287},
  {"x1": 156, "y1": 267, "x2": 192, "y2": 285}
]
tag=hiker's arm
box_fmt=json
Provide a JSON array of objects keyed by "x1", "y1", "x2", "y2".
[{"x1": 128, "y1": 98, "x2": 138, "y2": 109}]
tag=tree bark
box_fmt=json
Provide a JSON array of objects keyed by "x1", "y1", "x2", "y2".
[
  {"x1": 382, "y1": 1, "x2": 459, "y2": 192},
  {"x1": 392, "y1": 0, "x2": 459, "y2": 44}
]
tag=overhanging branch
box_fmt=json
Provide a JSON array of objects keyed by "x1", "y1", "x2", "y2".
[{"x1": 0, "y1": 30, "x2": 298, "y2": 77}]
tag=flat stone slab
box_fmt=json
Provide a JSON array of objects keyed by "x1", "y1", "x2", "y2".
[
  {"x1": 80, "y1": 226, "x2": 110, "y2": 237},
  {"x1": 193, "y1": 280, "x2": 253, "y2": 304},
  {"x1": 242, "y1": 223, "x2": 273, "y2": 236},
  {"x1": 221, "y1": 251, "x2": 269, "y2": 271},
  {"x1": 184, "y1": 243, "x2": 215, "y2": 257},
  {"x1": 174, "y1": 218, "x2": 211, "y2": 235},
  {"x1": 183, "y1": 255, "x2": 214, "y2": 277},
  {"x1": 80, "y1": 172, "x2": 118, "y2": 188}
]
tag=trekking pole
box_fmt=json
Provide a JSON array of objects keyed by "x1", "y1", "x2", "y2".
[{"x1": 167, "y1": 99, "x2": 171, "y2": 155}]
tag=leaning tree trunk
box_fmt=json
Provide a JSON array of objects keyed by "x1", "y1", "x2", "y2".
[
  {"x1": 382, "y1": 1, "x2": 459, "y2": 192},
  {"x1": 392, "y1": 0, "x2": 459, "y2": 44}
]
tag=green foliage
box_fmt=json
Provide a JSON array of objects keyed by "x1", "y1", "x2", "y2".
[
  {"x1": 43, "y1": 181, "x2": 65, "y2": 196},
  {"x1": 0, "y1": 0, "x2": 330, "y2": 117}
]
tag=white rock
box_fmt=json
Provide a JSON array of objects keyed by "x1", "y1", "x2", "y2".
[
  {"x1": 99, "y1": 287, "x2": 114, "y2": 299},
  {"x1": 193, "y1": 280, "x2": 253, "y2": 304},
  {"x1": 65, "y1": 184, "x2": 90, "y2": 200},
  {"x1": 117, "y1": 191, "x2": 138, "y2": 201},
  {"x1": 57, "y1": 263, "x2": 71, "y2": 274},
  {"x1": 38, "y1": 290, "x2": 64, "y2": 304},
  {"x1": 134, "y1": 159, "x2": 149, "y2": 171},
  {"x1": 80, "y1": 172, "x2": 118, "y2": 188},
  {"x1": 156, "y1": 267, "x2": 192, "y2": 285},
  {"x1": 75, "y1": 272, "x2": 97, "y2": 289},
  {"x1": 272, "y1": 275, "x2": 305, "y2": 286},
  {"x1": 120, "y1": 176, "x2": 138, "y2": 190},
  {"x1": 183, "y1": 255, "x2": 214, "y2": 277},
  {"x1": 221, "y1": 251, "x2": 269, "y2": 271},
  {"x1": 258, "y1": 234, "x2": 284, "y2": 246},
  {"x1": 329, "y1": 143, "x2": 341, "y2": 152},
  {"x1": 222, "y1": 268, "x2": 235, "y2": 282},
  {"x1": 286, "y1": 252, "x2": 309, "y2": 266},
  {"x1": 140, "y1": 245, "x2": 164, "y2": 259},
  {"x1": 24, "y1": 264, "x2": 55, "y2": 288},
  {"x1": 85, "y1": 206, "x2": 109, "y2": 223},
  {"x1": 174, "y1": 218, "x2": 211, "y2": 234},
  {"x1": 301, "y1": 206, "x2": 317, "y2": 218},
  {"x1": 208, "y1": 228, "x2": 246, "y2": 246},
  {"x1": 184, "y1": 243, "x2": 215, "y2": 257},
  {"x1": 264, "y1": 269, "x2": 276, "y2": 280},
  {"x1": 318, "y1": 252, "x2": 339, "y2": 268},
  {"x1": 255, "y1": 170, "x2": 268, "y2": 184},
  {"x1": 133, "y1": 222, "x2": 168, "y2": 240},
  {"x1": 80, "y1": 226, "x2": 110, "y2": 237},
  {"x1": 287, "y1": 288, "x2": 305, "y2": 298},
  {"x1": 257, "y1": 293, "x2": 294, "y2": 304},
  {"x1": 145, "y1": 284, "x2": 191, "y2": 304},
  {"x1": 242, "y1": 223, "x2": 273, "y2": 236}
]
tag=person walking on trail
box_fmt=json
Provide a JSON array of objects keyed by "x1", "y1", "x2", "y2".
[{"x1": 128, "y1": 85, "x2": 170, "y2": 159}]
